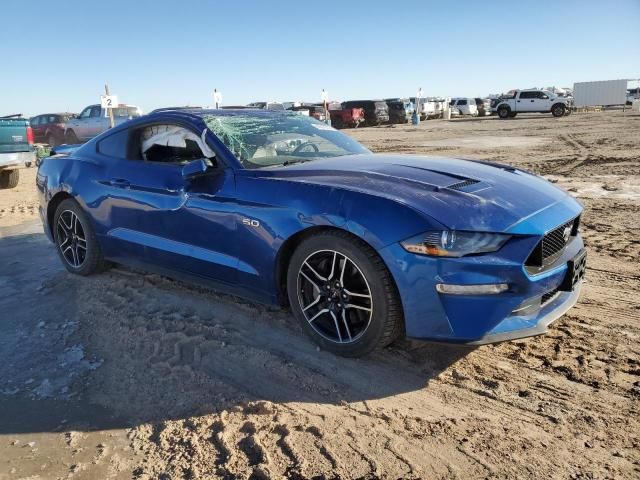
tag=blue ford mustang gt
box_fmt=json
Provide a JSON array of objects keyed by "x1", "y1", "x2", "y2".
[{"x1": 36, "y1": 109, "x2": 586, "y2": 357}]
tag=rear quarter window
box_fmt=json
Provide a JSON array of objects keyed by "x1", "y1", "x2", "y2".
[{"x1": 97, "y1": 129, "x2": 129, "y2": 158}]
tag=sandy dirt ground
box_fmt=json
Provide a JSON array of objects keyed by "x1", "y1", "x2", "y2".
[{"x1": 0, "y1": 111, "x2": 638, "y2": 480}]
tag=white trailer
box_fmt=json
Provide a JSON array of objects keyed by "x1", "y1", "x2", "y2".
[{"x1": 572, "y1": 79, "x2": 629, "y2": 107}]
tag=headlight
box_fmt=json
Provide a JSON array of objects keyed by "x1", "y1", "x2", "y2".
[{"x1": 401, "y1": 230, "x2": 511, "y2": 257}]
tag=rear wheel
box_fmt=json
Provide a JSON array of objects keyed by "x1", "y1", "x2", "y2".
[
  {"x1": 498, "y1": 106, "x2": 510, "y2": 119},
  {"x1": 47, "y1": 134, "x2": 59, "y2": 147},
  {"x1": 0, "y1": 169, "x2": 19, "y2": 189},
  {"x1": 53, "y1": 199, "x2": 106, "y2": 275},
  {"x1": 287, "y1": 231, "x2": 403, "y2": 357}
]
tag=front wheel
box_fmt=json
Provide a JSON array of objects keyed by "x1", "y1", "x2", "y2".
[
  {"x1": 287, "y1": 231, "x2": 403, "y2": 357},
  {"x1": 47, "y1": 134, "x2": 60, "y2": 147},
  {"x1": 498, "y1": 106, "x2": 510, "y2": 119},
  {"x1": 552, "y1": 104, "x2": 566, "y2": 117},
  {"x1": 65, "y1": 129, "x2": 80, "y2": 144},
  {"x1": 53, "y1": 198, "x2": 106, "y2": 275}
]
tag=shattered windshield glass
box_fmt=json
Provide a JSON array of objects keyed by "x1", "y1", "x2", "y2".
[{"x1": 203, "y1": 112, "x2": 370, "y2": 169}]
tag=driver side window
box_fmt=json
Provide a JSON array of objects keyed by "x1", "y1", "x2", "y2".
[
  {"x1": 132, "y1": 124, "x2": 210, "y2": 165},
  {"x1": 79, "y1": 107, "x2": 92, "y2": 119}
]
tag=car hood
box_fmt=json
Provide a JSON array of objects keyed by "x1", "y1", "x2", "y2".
[{"x1": 260, "y1": 154, "x2": 581, "y2": 233}]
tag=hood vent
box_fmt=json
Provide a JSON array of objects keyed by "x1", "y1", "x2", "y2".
[{"x1": 447, "y1": 179, "x2": 480, "y2": 191}]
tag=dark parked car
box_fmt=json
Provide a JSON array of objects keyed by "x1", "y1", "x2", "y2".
[
  {"x1": 342, "y1": 100, "x2": 389, "y2": 126},
  {"x1": 385, "y1": 99, "x2": 414, "y2": 124},
  {"x1": 29, "y1": 113, "x2": 76, "y2": 146}
]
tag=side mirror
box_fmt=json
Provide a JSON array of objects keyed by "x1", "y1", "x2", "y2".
[{"x1": 182, "y1": 158, "x2": 215, "y2": 180}]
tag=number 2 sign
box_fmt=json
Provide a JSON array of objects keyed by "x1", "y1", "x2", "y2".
[{"x1": 100, "y1": 95, "x2": 118, "y2": 109}]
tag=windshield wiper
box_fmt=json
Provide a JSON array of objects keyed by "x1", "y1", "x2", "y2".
[{"x1": 281, "y1": 159, "x2": 309, "y2": 166}]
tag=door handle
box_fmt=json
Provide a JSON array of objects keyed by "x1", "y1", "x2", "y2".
[
  {"x1": 109, "y1": 178, "x2": 130, "y2": 188},
  {"x1": 531, "y1": 100, "x2": 534, "y2": 102}
]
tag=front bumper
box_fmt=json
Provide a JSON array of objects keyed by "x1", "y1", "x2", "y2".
[
  {"x1": 463, "y1": 282, "x2": 581, "y2": 344},
  {"x1": 377, "y1": 231, "x2": 585, "y2": 344}
]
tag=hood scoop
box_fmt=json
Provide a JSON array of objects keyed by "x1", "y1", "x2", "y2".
[{"x1": 447, "y1": 178, "x2": 480, "y2": 191}]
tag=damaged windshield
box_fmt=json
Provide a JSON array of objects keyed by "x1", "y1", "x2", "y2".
[{"x1": 203, "y1": 112, "x2": 369, "y2": 169}]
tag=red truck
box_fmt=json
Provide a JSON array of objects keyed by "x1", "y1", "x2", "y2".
[{"x1": 329, "y1": 104, "x2": 365, "y2": 129}]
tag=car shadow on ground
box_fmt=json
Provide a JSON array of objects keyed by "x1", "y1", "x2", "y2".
[{"x1": 0, "y1": 230, "x2": 475, "y2": 435}]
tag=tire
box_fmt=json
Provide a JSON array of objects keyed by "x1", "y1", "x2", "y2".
[
  {"x1": 65, "y1": 129, "x2": 80, "y2": 144},
  {"x1": 509, "y1": 112, "x2": 517, "y2": 118},
  {"x1": 552, "y1": 104, "x2": 566, "y2": 117},
  {"x1": 53, "y1": 198, "x2": 106, "y2": 276},
  {"x1": 47, "y1": 134, "x2": 59, "y2": 147},
  {"x1": 0, "y1": 169, "x2": 19, "y2": 189},
  {"x1": 287, "y1": 230, "x2": 403, "y2": 357},
  {"x1": 498, "y1": 106, "x2": 510, "y2": 119}
]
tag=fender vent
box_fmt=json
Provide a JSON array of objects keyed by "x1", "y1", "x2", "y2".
[{"x1": 447, "y1": 179, "x2": 480, "y2": 191}]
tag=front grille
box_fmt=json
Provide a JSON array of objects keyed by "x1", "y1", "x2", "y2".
[
  {"x1": 448, "y1": 179, "x2": 480, "y2": 191},
  {"x1": 526, "y1": 216, "x2": 580, "y2": 271}
]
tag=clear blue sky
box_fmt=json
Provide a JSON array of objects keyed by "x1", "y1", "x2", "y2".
[{"x1": 2, "y1": 0, "x2": 638, "y2": 115}]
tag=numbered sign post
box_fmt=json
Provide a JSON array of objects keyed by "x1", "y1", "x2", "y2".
[
  {"x1": 103, "y1": 84, "x2": 117, "y2": 128},
  {"x1": 100, "y1": 95, "x2": 118, "y2": 110},
  {"x1": 213, "y1": 89, "x2": 222, "y2": 109}
]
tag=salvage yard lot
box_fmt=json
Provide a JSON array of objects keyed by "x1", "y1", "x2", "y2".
[{"x1": 0, "y1": 111, "x2": 638, "y2": 479}]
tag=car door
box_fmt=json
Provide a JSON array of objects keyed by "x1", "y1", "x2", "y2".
[
  {"x1": 517, "y1": 91, "x2": 536, "y2": 112},
  {"x1": 533, "y1": 91, "x2": 552, "y2": 112},
  {"x1": 87, "y1": 105, "x2": 104, "y2": 138},
  {"x1": 74, "y1": 107, "x2": 93, "y2": 141},
  {"x1": 94, "y1": 122, "x2": 240, "y2": 286}
]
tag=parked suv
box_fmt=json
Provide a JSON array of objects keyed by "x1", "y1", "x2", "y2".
[
  {"x1": 64, "y1": 104, "x2": 142, "y2": 143},
  {"x1": 30, "y1": 112, "x2": 76, "y2": 146},
  {"x1": 342, "y1": 100, "x2": 389, "y2": 126},
  {"x1": 385, "y1": 99, "x2": 414, "y2": 123},
  {"x1": 450, "y1": 98, "x2": 478, "y2": 116},
  {"x1": 495, "y1": 89, "x2": 572, "y2": 119}
]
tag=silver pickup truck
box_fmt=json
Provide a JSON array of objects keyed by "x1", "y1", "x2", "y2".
[
  {"x1": 0, "y1": 115, "x2": 36, "y2": 189},
  {"x1": 64, "y1": 104, "x2": 142, "y2": 143}
]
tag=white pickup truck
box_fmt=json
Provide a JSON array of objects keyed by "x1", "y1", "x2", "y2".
[
  {"x1": 64, "y1": 104, "x2": 142, "y2": 143},
  {"x1": 494, "y1": 89, "x2": 572, "y2": 119}
]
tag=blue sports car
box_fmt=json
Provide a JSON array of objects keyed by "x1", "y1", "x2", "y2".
[{"x1": 36, "y1": 109, "x2": 586, "y2": 357}]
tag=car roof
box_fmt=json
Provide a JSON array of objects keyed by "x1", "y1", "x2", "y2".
[
  {"x1": 151, "y1": 108, "x2": 307, "y2": 119},
  {"x1": 32, "y1": 112, "x2": 75, "y2": 117}
]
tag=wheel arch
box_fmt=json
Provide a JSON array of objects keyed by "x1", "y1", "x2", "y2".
[
  {"x1": 47, "y1": 191, "x2": 75, "y2": 238},
  {"x1": 274, "y1": 225, "x2": 395, "y2": 308}
]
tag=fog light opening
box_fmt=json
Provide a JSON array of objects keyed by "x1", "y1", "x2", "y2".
[{"x1": 435, "y1": 283, "x2": 509, "y2": 295}]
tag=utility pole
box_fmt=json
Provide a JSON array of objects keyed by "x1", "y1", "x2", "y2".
[{"x1": 104, "y1": 84, "x2": 115, "y2": 128}]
